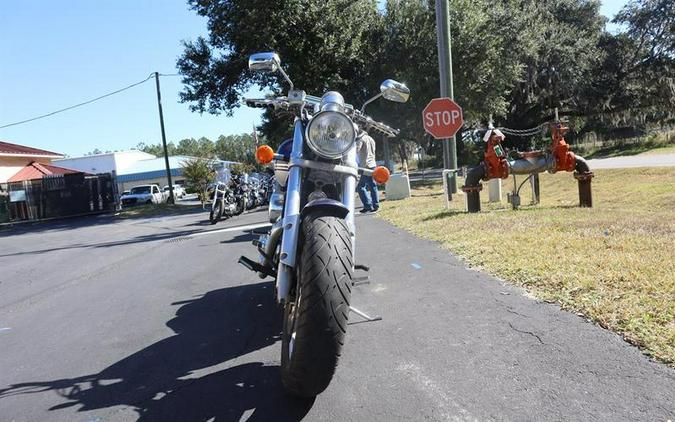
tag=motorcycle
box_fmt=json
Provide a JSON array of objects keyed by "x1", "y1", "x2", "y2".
[
  {"x1": 238, "y1": 52, "x2": 409, "y2": 397},
  {"x1": 229, "y1": 173, "x2": 248, "y2": 216},
  {"x1": 208, "y1": 175, "x2": 247, "y2": 224},
  {"x1": 245, "y1": 176, "x2": 260, "y2": 210},
  {"x1": 208, "y1": 178, "x2": 246, "y2": 224}
]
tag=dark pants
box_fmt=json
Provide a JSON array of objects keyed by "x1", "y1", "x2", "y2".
[{"x1": 357, "y1": 174, "x2": 379, "y2": 210}]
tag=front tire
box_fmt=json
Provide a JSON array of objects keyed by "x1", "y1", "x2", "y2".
[
  {"x1": 234, "y1": 197, "x2": 245, "y2": 216},
  {"x1": 281, "y1": 211, "x2": 353, "y2": 397},
  {"x1": 209, "y1": 199, "x2": 223, "y2": 224}
]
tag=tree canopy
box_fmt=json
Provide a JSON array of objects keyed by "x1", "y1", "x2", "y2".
[
  {"x1": 177, "y1": 0, "x2": 675, "y2": 161},
  {"x1": 136, "y1": 133, "x2": 261, "y2": 164}
]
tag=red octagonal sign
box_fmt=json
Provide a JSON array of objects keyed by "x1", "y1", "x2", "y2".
[{"x1": 422, "y1": 98, "x2": 464, "y2": 139}]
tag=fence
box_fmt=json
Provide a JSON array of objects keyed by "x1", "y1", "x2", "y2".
[
  {"x1": 569, "y1": 127, "x2": 675, "y2": 151},
  {"x1": 0, "y1": 172, "x2": 117, "y2": 223}
]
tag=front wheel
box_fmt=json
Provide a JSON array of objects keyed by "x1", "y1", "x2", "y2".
[
  {"x1": 234, "y1": 197, "x2": 245, "y2": 216},
  {"x1": 281, "y1": 211, "x2": 353, "y2": 397},
  {"x1": 209, "y1": 199, "x2": 223, "y2": 224}
]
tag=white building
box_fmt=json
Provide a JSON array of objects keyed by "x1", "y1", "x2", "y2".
[
  {"x1": 54, "y1": 150, "x2": 238, "y2": 193},
  {"x1": 117, "y1": 156, "x2": 240, "y2": 192},
  {"x1": 53, "y1": 150, "x2": 156, "y2": 176}
]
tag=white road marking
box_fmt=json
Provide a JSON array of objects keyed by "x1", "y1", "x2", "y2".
[
  {"x1": 411, "y1": 262, "x2": 422, "y2": 270},
  {"x1": 0, "y1": 327, "x2": 11, "y2": 332},
  {"x1": 173, "y1": 222, "x2": 271, "y2": 240}
]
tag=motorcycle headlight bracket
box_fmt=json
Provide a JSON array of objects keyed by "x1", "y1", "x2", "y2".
[{"x1": 305, "y1": 111, "x2": 356, "y2": 159}]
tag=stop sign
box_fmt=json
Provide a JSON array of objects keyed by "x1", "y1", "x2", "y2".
[{"x1": 422, "y1": 98, "x2": 464, "y2": 139}]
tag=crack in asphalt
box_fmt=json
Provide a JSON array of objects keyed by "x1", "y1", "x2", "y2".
[
  {"x1": 505, "y1": 307, "x2": 531, "y2": 318},
  {"x1": 507, "y1": 322, "x2": 544, "y2": 344}
]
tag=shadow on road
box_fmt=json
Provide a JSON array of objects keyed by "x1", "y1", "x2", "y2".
[
  {"x1": 0, "y1": 223, "x2": 272, "y2": 258},
  {"x1": 220, "y1": 231, "x2": 257, "y2": 244},
  {"x1": 0, "y1": 207, "x2": 206, "y2": 236},
  {"x1": 0, "y1": 281, "x2": 314, "y2": 421}
]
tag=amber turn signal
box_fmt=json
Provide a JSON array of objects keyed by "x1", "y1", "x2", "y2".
[
  {"x1": 255, "y1": 145, "x2": 275, "y2": 164},
  {"x1": 372, "y1": 166, "x2": 390, "y2": 184}
]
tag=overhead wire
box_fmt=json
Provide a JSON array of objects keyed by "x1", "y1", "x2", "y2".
[{"x1": 0, "y1": 72, "x2": 178, "y2": 130}]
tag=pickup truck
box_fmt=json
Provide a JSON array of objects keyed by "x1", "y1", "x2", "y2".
[
  {"x1": 121, "y1": 184, "x2": 165, "y2": 206},
  {"x1": 163, "y1": 184, "x2": 186, "y2": 199}
]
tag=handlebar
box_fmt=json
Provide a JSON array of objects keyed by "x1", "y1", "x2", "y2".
[{"x1": 244, "y1": 96, "x2": 399, "y2": 138}]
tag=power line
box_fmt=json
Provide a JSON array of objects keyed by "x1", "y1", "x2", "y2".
[{"x1": 0, "y1": 73, "x2": 178, "y2": 130}]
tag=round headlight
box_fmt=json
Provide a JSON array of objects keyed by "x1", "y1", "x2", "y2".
[{"x1": 306, "y1": 111, "x2": 356, "y2": 159}]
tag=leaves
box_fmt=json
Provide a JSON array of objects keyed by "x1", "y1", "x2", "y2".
[
  {"x1": 177, "y1": 0, "x2": 675, "y2": 161},
  {"x1": 180, "y1": 157, "x2": 217, "y2": 204}
]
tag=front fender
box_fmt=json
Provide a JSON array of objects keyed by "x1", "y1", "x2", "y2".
[{"x1": 300, "y1": 198, "x2": 349, "y2": 219}]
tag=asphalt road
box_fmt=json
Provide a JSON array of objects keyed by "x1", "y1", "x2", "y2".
[
  {"x1": 0, "y1": 208, "x2": 673, "y2": 421},
  {"x1": 586, "y1": 152, "x2": 675, "y2": 169}
]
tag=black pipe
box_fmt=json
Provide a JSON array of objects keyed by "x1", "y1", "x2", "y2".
[
  {"x1": 574, "y1": 156, "x2": 593, "y2": 207},
  {"x1": 574, "y1": 156, "x2": 590, "y2": 173},
  {"x1": 464, "y1": 163, "x2": 486, "y2": 187},
  {"x1": 462, "y1": 163, "x2": 486, "y2": 213}
]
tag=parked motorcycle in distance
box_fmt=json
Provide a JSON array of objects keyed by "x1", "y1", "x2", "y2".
[
  {"x1": 238, "y1": 52, "x2": 408, "y2": 397},
  {"x1": 230, "y1": 173, "x2": 248, "y2": 216},
  {"x1": 208, "y1": 181, "x2": 236, "y2": 224}
]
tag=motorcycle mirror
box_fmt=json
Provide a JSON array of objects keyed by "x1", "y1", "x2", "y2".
[
  {"x1": 380, "y1": 79, "x2": 410, "y2": 103},
  {"x1": 248, "y1": 51, "x2": 295, "y2": 90},
  {"x1": 248, "y1": 52, "x2": 280, "y2": 73},
  {"x1": 361, "y1": 79, "x2": 410, "y2": 112}
]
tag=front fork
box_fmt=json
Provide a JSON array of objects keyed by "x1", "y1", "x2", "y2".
[{"x1": 275, "y1": 118, "x2": 357, "y2": 304}]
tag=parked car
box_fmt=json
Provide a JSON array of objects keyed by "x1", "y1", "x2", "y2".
[
  {"x1": 121, "y1": 184, "x2": 164, "y2": 206},
  {"x1": 163, "y1": 184, "x2": 186, "y2": 199}
]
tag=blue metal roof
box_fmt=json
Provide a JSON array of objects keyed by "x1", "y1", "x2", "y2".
[
  {"x1": 117, "y1": 168, "x2": 183, "y2": 183},
  {"x1": 116, "y1": 156, "x2": 239, "y2": 183}
]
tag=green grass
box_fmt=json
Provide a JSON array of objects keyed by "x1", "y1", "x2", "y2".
[
  {"x1": 583, "y1": 133, "x2": 674, "y2": 159},
  {"x1": 379, "y1": 167, "x2": 675, "y2": 366},
  {"x1": 638, "y1": 144, "x2": 675, "y2": 155}
]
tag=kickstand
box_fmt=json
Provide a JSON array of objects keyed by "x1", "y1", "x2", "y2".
[
  {"x1": 353, "y1": 264, "x2": 371, "y2": 287},
  {"x1": 349, "y1": 306, "x2": 382, "y2": 324}
]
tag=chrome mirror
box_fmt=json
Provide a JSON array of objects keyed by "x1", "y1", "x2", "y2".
[
  {"x1": 248, "y1": 51, "x2": 294, "y2": 90},
  {"x1": 380, "y1": 79, "x2": 410, "y2": 103},
  {"x1": 248, "y1": 52, "x2": 280, "y2": 73}
]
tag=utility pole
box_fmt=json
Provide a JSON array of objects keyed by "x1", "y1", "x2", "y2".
[
  {"x1": 154, "y1": 72, "x2": 174, "y2": 204},
  {"x1": 435, "y1": 0, "x2": 458, "y2": 194}
]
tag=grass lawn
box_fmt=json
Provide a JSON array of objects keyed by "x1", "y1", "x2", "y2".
[
  {"x1": 584, "y1": 139, "x2": 675, "y2": 158},
  {"x1": 639, "y1": 144, "x2": 675, "y2": 155},
  {"x1": 379, "y1": 167, "x2": 675, "y2": 366}
]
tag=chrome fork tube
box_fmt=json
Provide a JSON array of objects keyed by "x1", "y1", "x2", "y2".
[
  {"x1": 276, "y1": 118, "x2": 304, "y2": 304},
  {"x1": 342, "y1": 146, "x2": 357, "y2": 253}
]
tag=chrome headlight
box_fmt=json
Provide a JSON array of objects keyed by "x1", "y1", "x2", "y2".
[{"x1": 305, "y1": 111, "x2": 356, "y2": 159}]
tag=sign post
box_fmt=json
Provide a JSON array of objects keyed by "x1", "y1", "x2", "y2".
[{"x1": 434, "y1": 0, "x2": 458, "y2": 195}]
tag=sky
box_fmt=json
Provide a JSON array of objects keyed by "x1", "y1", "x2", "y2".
[{"x1": 0, "y1": 0, "x2": 627, "y2": 157}]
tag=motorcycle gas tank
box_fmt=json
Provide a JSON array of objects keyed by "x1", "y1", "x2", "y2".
[{"x1": 273, "y1": 138, "x2": 293, "y2": 186}]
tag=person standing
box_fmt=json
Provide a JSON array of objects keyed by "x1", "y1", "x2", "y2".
[{"x1": 356, "y1": 130, "x2": 379, "y2": 213}]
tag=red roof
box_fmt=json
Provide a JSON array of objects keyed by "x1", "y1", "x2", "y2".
[
  {"x1": 8, "y1": 161, "x2": 85, "y2": 182},
  {"x1": 0, "y1": 140, "x2": 63, "y2": 157}
]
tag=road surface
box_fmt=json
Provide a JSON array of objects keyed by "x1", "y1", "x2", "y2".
[{"x1": 0, "y1": 209, "x2": 673, "y2": 421}]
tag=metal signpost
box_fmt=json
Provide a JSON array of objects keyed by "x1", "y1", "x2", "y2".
[{"x1": 434, "y1": 0, "x2": 459, "y2": 197}]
